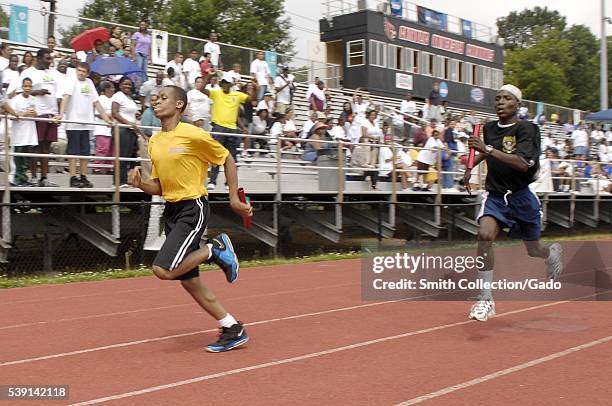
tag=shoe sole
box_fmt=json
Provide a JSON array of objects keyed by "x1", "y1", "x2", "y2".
[
  {"x1": 220, "y1": 234, "x2": 239, "y2": 283},
  {"x1": 469, "y1": 308, "x2": 495, "y2": 322},
  {"x1": 547, "y1": 244, "x2": 563, "y2": 280},
  {"x1": 205, "y1": 335, "x2": 249, "y2": 353}
]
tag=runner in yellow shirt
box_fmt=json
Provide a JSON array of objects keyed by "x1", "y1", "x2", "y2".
[{"x1": 128, "y1": 85, "x2": 253, "y2": 353}]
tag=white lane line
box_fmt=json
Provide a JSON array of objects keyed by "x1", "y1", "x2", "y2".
[
  {"x1": 5, "y1": 266, "x2": 594, "y2": 331},
  {"x1": 395, "y1": 335, "x2": 612, "y2": 405},
  {"x1": 0, "y1": 282, "x2": 356, "y2": 330},
  {"x1": 0, "y1": 297, "x2": 399, "y2": 367},
  {"x1": 67, "y1": 299, "x2": 588, "y2": 405}
]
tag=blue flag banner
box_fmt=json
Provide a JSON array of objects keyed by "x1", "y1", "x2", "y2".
[
  {"x1": 461, "y1": 19, "x2": 473, "y2": 39},
  {"x1": 417, "y1": 6, "x2": 448, "y2": 31},
  {"x1": 265, "y1": 50, "x2": 277, "y2": 79},
  {"x1": 390, "y1": 0, "x2": 403, "y2": 17},
  {"x1": 9, "y1": 4, "x2": 29, "y2": 43}
]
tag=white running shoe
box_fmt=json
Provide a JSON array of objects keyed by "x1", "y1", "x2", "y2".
[
  {"x1": 207, "y1": 183, "x2": 216, "y2": 191},
  {"x1": 469, "y1": 297, "x2": 496, "y2": 322},
  {"x1": 545, "y1": 243, "x2": 563, "y2": 280}
]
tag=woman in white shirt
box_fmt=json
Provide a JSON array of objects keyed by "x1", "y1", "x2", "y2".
[
  {"x1": 111, "y1": 76, "x2": 143, "y2": 185},
  {"x1": 94, "y1": 81, "x2": 115, "y2": 173},
  {"x1": 187, "y1": 77, "x2": 211, "y2": 130},
  {"x1": 361, "y1": 110, "x2": 383, "y2": 167},
  {"x1": 352, "y1": 88, "x2": 371, "y2": 124},
  {"x1": 246, "y1": 109, "x2": 270, "y2": 157}
]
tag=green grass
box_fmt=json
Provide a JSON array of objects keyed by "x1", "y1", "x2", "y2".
[
  {"x1": 1, "y1": 232, "x2": 609, "y2": 289},
  {"x1": 0, "y1": 252, "x2": 362, "y2": 289}
]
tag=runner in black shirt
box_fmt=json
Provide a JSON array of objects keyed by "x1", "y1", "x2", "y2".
[{"x1": 463, "y1": 84, "x2": 563, "y2": 321}]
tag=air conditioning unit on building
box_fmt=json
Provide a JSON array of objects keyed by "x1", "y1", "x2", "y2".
[{"x1": 377, "y1": 2, "x2": 391, "y2": 14}]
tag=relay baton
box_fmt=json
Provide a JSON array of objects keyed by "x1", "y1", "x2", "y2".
[
  {"x1": 237, "y1": 187, "x2": 252, "y2": 229},
  {"x1": 467, "y1": 123, "x2": 481, "y2": 170}
]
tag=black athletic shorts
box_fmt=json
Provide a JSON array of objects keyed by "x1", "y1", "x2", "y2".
[{"x1": 153, "y1": 197, "x2": 209, "y2": 280}]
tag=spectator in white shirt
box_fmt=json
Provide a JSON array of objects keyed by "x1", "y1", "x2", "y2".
[
  {"x1": 400, "y1": 93, "x2": 416, "y2": 116},
  {"x1": 139, "y1": 71, "x2": 173, "y2": 111},
  {"x1": 250, "y1": 51, "x2": 271, "y2": 101},
  {"x1": 203, "y1": 32, "x2": 223, "y2": 70},
  {"x1": 112, "y1": 76, "x2": 145, "y2": 185},
  {"x1": 246, "y1": 109, "x2": 270, "y2": 157},
  {"x1": 300, "y1": 111, "x2": 318, "y2": 139},
  {"x1": 205, "y1": 75, "x2": 221, "y2": 91},
  {"x1": 57, "y1": 62, "x2": 113, "y2": 188},
  {"x1": 8, "y1": 78, "x2": 37, "y2": 186},
  {"x1": 93, "y1": 81, "x2": 115, "y2": 173},
  {"x1": 20, "y1": 48, "x2": 63, "y2": 186},
  {"x1": 257, "y1": 92, "x2": 275, "y2": 114},
  {"x1": 0, "y1": 43, "x2": 11, "y2": 72},
  {"x1": 274, "y1": 65, "x2": 295, "y2": 114},
  {"x1": 165, "y1": 52, "x2": 186, "y2": 89},
  {"x1": 351, "y1": 88, "x2": 370, "y2": 125},
  {"x1": 225, "y1": 63, "x2": 242, "y2": 90},
  {"x1": 571, "y1": 122, "x2": 589, "y2": 159},
  {"x1": 2, "y1": 55, "x2": 19, "y2": 95},
  {"x1": 591, "y1": 125, "x2": 605, "y2": 143},
  {"x1": 186, "y1": 77, "x2": 212, "y2": 130},
  {"x1": 182, "y1": 49, "x2": 201, "y2": 90}
]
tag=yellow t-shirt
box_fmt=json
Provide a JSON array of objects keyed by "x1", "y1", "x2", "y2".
[
  {"x1": 208, "y1": 89, "x2": 249, "y2": 129},
  {"x1": 148, "y1": 122, "x2": 229, "y2": 202}
]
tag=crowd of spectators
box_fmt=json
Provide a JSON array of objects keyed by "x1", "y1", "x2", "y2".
[{"x1": 0, "y1": 25, "x2": 610, "y2": 194}]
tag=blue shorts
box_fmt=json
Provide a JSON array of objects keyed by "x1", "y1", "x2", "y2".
[
  {"x1": 574, "y1": 146, "x2": 588, "y2": 156},
  {"x1": 477, "y1": 187, "x2": 542, "y2": 241}
]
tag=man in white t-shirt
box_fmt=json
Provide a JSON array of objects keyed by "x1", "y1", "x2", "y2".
[
  {"x1": 274, "y1": 65, "x2": 295, "y2": 114},
  {"x1": 250, "y1": 51, "x2": 271, "y2": 101},
  {"x1": 165, "y1": 52, "x2": 186, "y2": 89},
  {"x1": 20, "y1": 49, "x2": 63, "y2": 186},
  {"x1": 58, "y1": 62, "x2": 113, "y2": 187},
  {"x1": 225, "y1": 63, "x2": 242, "y2": 90},
  {"x1": 203, "y1": 32, "x2": 223, "y2": 70},
  {"x1": 182, "y1": 49, "x2": 201, "y2": 90},
  {"x1": 400, "y1": 93, "x2": 416, "y2": 117},
  {"x1": 139, "y1": 71, "x2": 173, "y2": 111},
  {"x1": 2, "y1": 55, "x2": 19, "y2": 95},
  {"x1": 571, "y1": 122, "x2": 589, "y2": 159},
  {"x1": 8, "y1": 78, "x2": 35, "y2": 186}
]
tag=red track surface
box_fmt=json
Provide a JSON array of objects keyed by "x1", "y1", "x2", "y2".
[{"x1": 2, "y1": 241, "x2": 612, "y2": 405}]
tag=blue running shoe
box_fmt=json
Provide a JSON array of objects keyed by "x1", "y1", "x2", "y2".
[
  {"x1": 206, "y1": 322, "x2": 249, "y2": 353},
  {"x1": 209, "y1": 233, "x2": 239, "y2": 283}
]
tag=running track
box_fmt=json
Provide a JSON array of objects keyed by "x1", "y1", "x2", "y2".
[{"x1": 2, "y1": 240, "x2": 612, "y2": 405}]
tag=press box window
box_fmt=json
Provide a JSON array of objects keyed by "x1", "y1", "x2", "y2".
[
  {"x1": 347, "y1": 40, "x2": 365, "y2": 67},
  {"x1": 369, "y1": 40, "x2": 387, "y2": 67},
  {"x1": 388, "y1": 44, "x2": 403, "y2": 71}
]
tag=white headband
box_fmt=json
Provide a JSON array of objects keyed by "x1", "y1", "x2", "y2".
[{"x1": 498, "y1": 84, "x2": 522, "y2": 102}]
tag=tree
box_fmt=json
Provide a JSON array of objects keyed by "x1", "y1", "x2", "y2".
[
  {"x1": 497, "y1": 6, "x2": 566, "y2": 50},
  {"x1": 58, "y1": 0, "x2": 165, "y2": 47},
  {"x1": 504, "y1": 29, "x2": 573, "y2": 106},
  {"x1": 59, "y1": 0, "x2": 293, "y2": 56},
  {"x1": 0, "y1": 7, "x2": 8, "y2": 29},
  {"x1": 161, "y1": 0, "x2": 293, "y2": 53},
  {"x1": 563, "y1": 25, "x2": 599, "y2": 111},
  {"x1": 497, "y1": 8, "x2": 603, "y2": 111}
]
